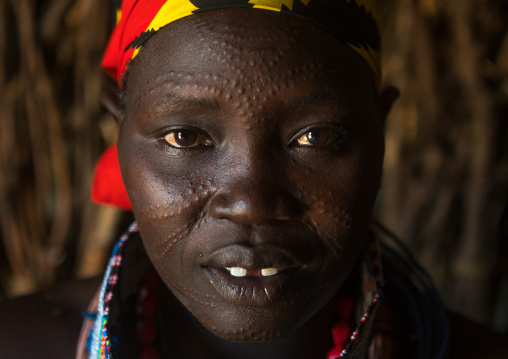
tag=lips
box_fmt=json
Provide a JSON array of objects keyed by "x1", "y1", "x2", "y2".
[
  {"x1": 199, "y1": 244, "x2": 305, "y2": 306},
  {"x1": 199, "y1": 244, "x2": 302, "y2": 270}
]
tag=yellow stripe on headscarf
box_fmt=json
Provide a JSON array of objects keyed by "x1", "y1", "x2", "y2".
[
  {"x1": 249, "y1": 0, "x2": 305, "y2": 11},
  {"x1": 132, "y1": 0, "x2": 199, "y2": 59},
  {"x1": 116, "y1": 9, "x2": 122, "y2": 25}
]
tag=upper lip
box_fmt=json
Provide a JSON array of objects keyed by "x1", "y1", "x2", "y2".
[{"x1": 198, "y1": 244, "x2": 303, "y2": 270}]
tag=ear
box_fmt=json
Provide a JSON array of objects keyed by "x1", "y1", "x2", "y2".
[
  {"x1": 376, "y1": 86, "x2": 400, "y2": 125},
  {"x1": 101, "y1": 91, "x2": 123, "y2": 124}
]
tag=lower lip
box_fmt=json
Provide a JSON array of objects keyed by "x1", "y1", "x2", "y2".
[{"x1": 203, "y1": 267, "x2": 299, "y2": 307}]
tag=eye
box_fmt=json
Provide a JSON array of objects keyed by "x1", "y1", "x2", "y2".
[
  {"x1": 295, "y1": 128, "x2": 340, "y2": 147},
  {"x1": 163, "y1": 129, "x2": 213, "y2": 148}
]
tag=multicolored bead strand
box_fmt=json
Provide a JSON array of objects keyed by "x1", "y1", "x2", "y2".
[{"x1": 90, "y1": 222, "x2": 139, "y2": 359}]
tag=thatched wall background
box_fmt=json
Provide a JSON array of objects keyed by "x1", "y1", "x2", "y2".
[{"x1": 1, "y1": 0, "x2": 507, "y2": 331}]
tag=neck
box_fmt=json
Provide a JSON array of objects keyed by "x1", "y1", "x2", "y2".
[{"x1": 158, "y1": 287, "x2": 338, "y2": 359}]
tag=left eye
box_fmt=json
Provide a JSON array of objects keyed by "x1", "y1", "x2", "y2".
[
  {"x1": 164, "y1": 129, "x2": 213, "y2": 148},
  {"x1": 295, "y1": 128, "x2": 340, "y2": 147}
]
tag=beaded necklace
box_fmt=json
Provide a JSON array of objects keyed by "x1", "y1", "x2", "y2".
[{"x1": 87, "y1": 222, "x2": 384, "y2": 359}]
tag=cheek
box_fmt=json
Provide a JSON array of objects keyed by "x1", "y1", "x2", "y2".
[
  {"x1": 132, "y1": 177, "x2": 218, "y2": 287},
  {"x1": 295, "y1": 139, "x2": 383, "y2": 259},
  {"x1": 118, "y1": 142, "x2": 217, "y2": 264},
  {"x1": 300, "y1": 186, "x2": 353, "y2": 259}
]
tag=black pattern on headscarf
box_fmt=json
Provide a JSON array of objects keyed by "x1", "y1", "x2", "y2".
[
  {"x1": 280, "y1": 0, "x2": 380, "y2": 52},
  {"x1": 191, "y1": 0, "x2": 254, "y2": 11}
]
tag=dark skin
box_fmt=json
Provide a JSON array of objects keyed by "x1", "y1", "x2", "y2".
[{"x1": 116, "y1": 9, "x2": 394, "y2": 359}]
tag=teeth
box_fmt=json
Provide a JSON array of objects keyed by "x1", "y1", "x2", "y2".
[
  {"x1": 230, "y1": 267, "x2": 247, "y2": 277},
  {"x1": 225, "y1": 267, "x2": 279, "y2": 277},
  {"x1": 261, "y1": 268, "x2": 278, "y2": 277}
]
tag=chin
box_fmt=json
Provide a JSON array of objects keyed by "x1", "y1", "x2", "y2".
[{"x1": 210, "y1": 328, "x2": 286, "y2": 343}]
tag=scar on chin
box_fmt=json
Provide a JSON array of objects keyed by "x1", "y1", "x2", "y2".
[{"x1": 164, "y1": 275, "x2": 218, "y2": 307}]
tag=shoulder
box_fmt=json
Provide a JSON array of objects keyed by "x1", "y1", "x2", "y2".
[
  {"x1": 448, "y1": 310, "x2": 508, "y2": 359},
  {"x1": 0, "y1": 276, "x2": 101, "y2": 359},
  {"x1": 375, "y1": 225, "x2": 508, "y2": 359}
]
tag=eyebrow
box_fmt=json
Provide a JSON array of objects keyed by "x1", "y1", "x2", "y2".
[
  {"x1": 148, "y1": 79, "x2": 344, "y2": 113},
  {"x1": 284, "y1": 88, "x2": 344, "y2": 108},
  {"x1": 157, "y1": 93, "x2": 220, "y2": 111}
]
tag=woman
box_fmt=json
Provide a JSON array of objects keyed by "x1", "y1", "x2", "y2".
[
  {"x1": 85, "y1": 1, "x2": 433, "y2": 357},
  {"x1": 1, "y1": 0, "x2": 506, "y2": 358}
]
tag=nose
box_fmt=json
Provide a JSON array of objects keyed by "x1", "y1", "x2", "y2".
[{"x1": 209, "y1": 168, "x2": 301, "y2": 225}]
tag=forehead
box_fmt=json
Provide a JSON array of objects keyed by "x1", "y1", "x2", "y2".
[{"x1": 126, "y1": 9, "x2": 375, "y2": 100}]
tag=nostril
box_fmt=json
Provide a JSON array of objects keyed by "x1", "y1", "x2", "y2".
[{"x1": 208, "y1": 194, "x2": 229, "y2": 220}]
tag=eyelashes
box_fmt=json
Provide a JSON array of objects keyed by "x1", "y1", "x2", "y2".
[
  {"x1": 161, "y1": 125, "x2": 350, "y2": 150},
  {"x1": 295, "y1": 128, "x2": 342, "y2": 147},
  {"x1": 163, "y1": 129, "x2": 213, "y2": 149}
]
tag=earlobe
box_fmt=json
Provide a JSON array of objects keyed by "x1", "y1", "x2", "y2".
[
  {"x1": 376, "y1": 86, "x2": 400, "y2": 125},
  {"x1": 101, "y1": 91, "x2": 123, "y2": 124}
]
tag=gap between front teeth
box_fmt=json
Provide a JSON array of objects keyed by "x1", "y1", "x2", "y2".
[{"x1": 226, "y1": 267, "x2": 279, "y2": 277}]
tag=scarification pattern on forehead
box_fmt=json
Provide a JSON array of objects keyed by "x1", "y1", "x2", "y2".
[
  {"x1": 132, "y1": 15, "x2": 333, "y2": 87},
  {"x1": 137, "y1": 62, "x2": 342, "y2": 133}
]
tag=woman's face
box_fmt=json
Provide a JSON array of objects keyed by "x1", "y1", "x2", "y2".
[{"x1": 118, "y1": 9, "x2": 385, "y2": 342}]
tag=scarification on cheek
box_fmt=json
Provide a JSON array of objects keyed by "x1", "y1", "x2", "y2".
[
  {"x1": 297, "y1": 185, "x2": 353, "y2": 259},
  {"x1": 155, "y1": 211, "x2": 206, "y2": 260},
  {"x1": 135, "y1": 182, "x2": 221, "y2": 308},
  {"x1": 136, "y1": 182, "x2": 217, "y2": 259}
]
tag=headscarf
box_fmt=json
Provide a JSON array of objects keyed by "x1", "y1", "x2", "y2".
[{"x1": 93, "y1": 0, "x2": 382, "y2": 210}]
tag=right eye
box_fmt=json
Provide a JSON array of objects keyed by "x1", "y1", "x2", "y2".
[
  {"x1": 163, "y1": 129, "x2": 213, "y2": 149},
  {"x1": 293, "y1": 127, "x2": 342, "y2": 147}
]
